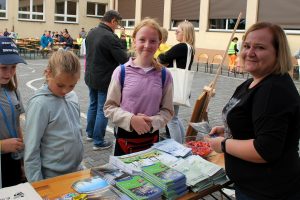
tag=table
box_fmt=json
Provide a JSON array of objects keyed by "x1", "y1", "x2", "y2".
[{"x1": 32, "y1": 153, "x2": 230, "y2": 200}]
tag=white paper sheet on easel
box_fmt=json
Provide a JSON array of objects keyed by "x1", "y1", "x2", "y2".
[{"x1": 0, "y1": 182, "x2": 43, "y2": 200}]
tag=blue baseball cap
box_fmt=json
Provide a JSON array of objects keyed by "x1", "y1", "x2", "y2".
[{"x1": 0, "y1": 36, "x2": 27, "y2": 65}]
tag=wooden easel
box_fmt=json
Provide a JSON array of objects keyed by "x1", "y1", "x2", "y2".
[{"x1": 186, "y1": 13, "x2": 243, "y2": 137}]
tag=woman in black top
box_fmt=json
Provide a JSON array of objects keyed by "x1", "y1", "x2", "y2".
[
  {"x1": 207, "y1": 22, "x2": 300, "y2": 200},
  {"x1": 158, "y1": 21, "x2": 195, "y2": 144}
]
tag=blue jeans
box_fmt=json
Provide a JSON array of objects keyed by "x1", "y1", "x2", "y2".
[
  {"x1": 167, "y1": 105, "x2": 185, "y2": 144},
  {"x1": 86, "y1": 88, "x2": 108, "y2": 146}
]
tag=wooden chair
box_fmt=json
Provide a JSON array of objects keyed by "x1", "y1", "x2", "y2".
[
  {"x1": 209, "y1": 54, "x2": 223, "y2": 74},
  {"x1": 196, "y1": 53, "x2": 209, "y2": 72}
]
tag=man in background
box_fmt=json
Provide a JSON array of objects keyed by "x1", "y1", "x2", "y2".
[
  {"x1": 79, "y1": 28, "x2": 87, "y2": 39},
  {"x1": 85, "y1": 10, "x2": 128, "y2": 150}
]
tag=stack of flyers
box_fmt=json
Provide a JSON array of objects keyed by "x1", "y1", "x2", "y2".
[
  {"x1": 109, "y1": 148, "x2": 179, "y2": 175},
  {"x1": 152, "y1": 139, "x2": 192, "y2": 157},
  {"x1": 141, "y1": 162, "x2": 188, "y2": 199},
  {"x1": 116, "y1": 175, "x2": 163, "y2": 200},
  {"x1": 170, "y1": 155, "x2": 228, "y2": 193}
]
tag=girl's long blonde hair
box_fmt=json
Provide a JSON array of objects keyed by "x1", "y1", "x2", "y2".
[{"x1": 178, "y1": 20, "x2": 195, "y2": 50}]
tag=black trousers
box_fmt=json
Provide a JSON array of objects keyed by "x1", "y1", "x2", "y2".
[{"x1": 1, "y1": 153, "x2": 23, "y2": 187}]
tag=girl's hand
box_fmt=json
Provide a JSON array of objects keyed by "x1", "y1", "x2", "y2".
[
  {"x1": 205, "y1": 136, "x2": 224, "y2": 153},
  {"x1": 1, "y1": 138, "x2": 24, "y2": 153},
  {"x1": 130, "y1": 115, "x2": 152, "y2": 135},
  {"x1": 209, "y1": 126, "x2": 225, "y2": 137}
]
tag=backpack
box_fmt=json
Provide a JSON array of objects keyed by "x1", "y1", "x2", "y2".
[{"x1": 120, "y1": 64, "x2": 166, "y2": 92}]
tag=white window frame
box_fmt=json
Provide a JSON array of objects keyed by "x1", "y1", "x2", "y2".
[
  {"x1": 0, "y1": 0, "x2": 7, "y2": 19},
  {"x1": 121, "y1": 19, "x2": 135, "y2": 29},
  {"x1": 18, "y1": 0, "x2": 45, "y2": 21},
  {"x1": 170, "y1": 20, "x2": 200, "y2": 31},
  {"x1": 208, "y1": 18, "x2": 245, "y2": 32},
  {"x1": 86, "y1": 2, "x2": 107, "y2": 18},
  {"x1": 54, "y1": 0, "x2": 78, "y2": 24},
  {"x1": 284, "y1": 30, "x2": 300, "y2": 35}
]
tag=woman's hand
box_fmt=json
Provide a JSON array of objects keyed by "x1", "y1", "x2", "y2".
[
  {"x1": 209, "y1": 126, "x2": 225, "y2": 137},
  {"x1": 130, "y1": 114, "x2": 152, "y2": 135},
  {"x1": 1, "y1": 138, "x2": 24, "y2": 153},
  {"x1": 204, "y1": 125, "x2": 226, "y2": 153},
  {"x1": 205, "y1": 136, "x2": 224, "y2": 153}
]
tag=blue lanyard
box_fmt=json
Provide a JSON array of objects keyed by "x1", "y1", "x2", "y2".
[{"x1": 0, "y1": 89, "x2": 17, "y2": 138}]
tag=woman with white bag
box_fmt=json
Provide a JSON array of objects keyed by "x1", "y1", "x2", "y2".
[{"x1": 158, "y1": 21, "x2": 195, "y2": 144}]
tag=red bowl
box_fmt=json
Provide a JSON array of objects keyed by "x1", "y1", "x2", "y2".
[{"x1": 185, "y1": 139, "x2": 212, "y2": 157}]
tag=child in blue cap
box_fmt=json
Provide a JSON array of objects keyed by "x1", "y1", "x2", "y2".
[{"x1": 0, "y1": 36, "x2": 27, "y2": 188}]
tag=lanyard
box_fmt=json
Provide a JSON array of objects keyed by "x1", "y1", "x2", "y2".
[{"x1": 0, "y1": 89, "x2": 17, "y2": 138}]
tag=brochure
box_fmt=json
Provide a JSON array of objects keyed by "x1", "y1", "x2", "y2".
[
  {"x1": 72, "y1": 176, "x2": 109, "y2": 194},
  {"x1": 109, "y1": 148, "x2": 179, "y2": 175},
  {"x1": 0, "y1": 182, "x2": 43, "y2": 200},
  {"x1": 116, "y1": 175, "x2": 163, "y2": 200},
  {"x1": 152, "y1": 139, "x2": 192, "y2": 157}
]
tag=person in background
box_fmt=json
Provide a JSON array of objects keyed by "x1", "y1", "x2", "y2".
[
  {"x1": 104, "y1": 18, "x2": 174, "y2": 156},
  {"x1": 63, "y1": 28, "x2": 69, "y2": 34},
  {"x1": 227, "y1": 37, "x2": 239, "y2": 72},
  {"x1": 119, "y1": 27, "x2": 131, "y2": 50},
  {"x1": 40, "y1": 31, "x2": 53, "y2": 51},
  {"x1": 235, "y1": 35, "x2": 245, "y2": 73},
  {"x1": 61, "y1": 33, "x2": 73, "y2": 51},
  {"x1": 154, "y1": 27, "x2": 171, "y2": 58},
  {"x1": 58, "y1": 31, "x2": 64, "y2": 42},
  {"x1": 75, "y1": 34, "x2": 83, "y2": 49},
  {"x1": 79, "y1": 27, "x2": 87, "y2": 39},
  {"x1": 3, "y1": 28, "x2": 10, "y2": 37},
  {"x1": 0, "y1": 36, "x2": 27, "y2": 188},
  {"x1": 85, "y1": 10, "x2": 128, "y2": 150},
  {"x1": 24, "y1": 50, "x2": 83, "y2": 182},
  {"x1": 119, "y1": 29, "x2": 127, "y2": 50},
  {"x1": 158, "y1": 21, "x2": 195, "y2": 144},
  {"x1": 207, "y1": 22, "x2": 300, "y2": 200}
]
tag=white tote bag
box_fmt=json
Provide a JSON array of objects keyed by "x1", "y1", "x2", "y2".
[{"x1": 169, "y1": 43, "x2": 195, "y2": 107}]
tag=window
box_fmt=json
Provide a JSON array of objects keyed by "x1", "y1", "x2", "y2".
[
  {"x1": 209, "y1": 18, "x2": 245, "y2": 31},
  {"x1": 141, "y1": 0, "x2": 164, "y2": 26},
  {"x1": 171, "y1": 20, "x2": 199, "y2": 30},
  {"x1": 0, "y1": 0, "x2": 7, "y2": 19},
  {"x1": 120, "y1": 19, "x2": 135, "y2": 28},
  {"x1": 118, "y1": 0, "x2": 135, "y2": 29},
  {"x1": 258, "y1": 0, "x2": 300, "y2": 33},
  {"x1": 208, "y1": 0, "x2": 247, "y2": 32},
  {"x1": 171, "y1": 0, "x2": 200, "y2": 30},
  {"x1": 87, "y1": 2, "x2": 106, "y2": 18},
  {"x1": 55, "y1": 0, "x2": 78, "y2": 23},
  {"x1": 18, "y1": 0, "x2": 44, "y2": 21}
]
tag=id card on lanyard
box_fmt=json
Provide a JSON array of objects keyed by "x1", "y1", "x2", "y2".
[{"x1": 0, "y1": 89, "x2": 18, "y2": 139}]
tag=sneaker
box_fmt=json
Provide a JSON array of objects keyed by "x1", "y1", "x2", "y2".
[
  {"x1": 86, "y1": 136, "x2": 93, "y2": 141},
  {"x1": 93, "y1": 141, "x2": 112, "y2": 151}
]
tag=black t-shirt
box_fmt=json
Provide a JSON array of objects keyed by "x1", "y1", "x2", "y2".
[
  {"x1": 158, "y1": 43, "x2": 194, "y2": 70},
  {"x1": 223, "y1": 73, "x2": 300, "y2": 200}
]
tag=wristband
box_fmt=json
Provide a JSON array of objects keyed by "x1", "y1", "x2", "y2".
[{"x1": 221, "y1": 138, "x2": 229, "y2": 153}]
